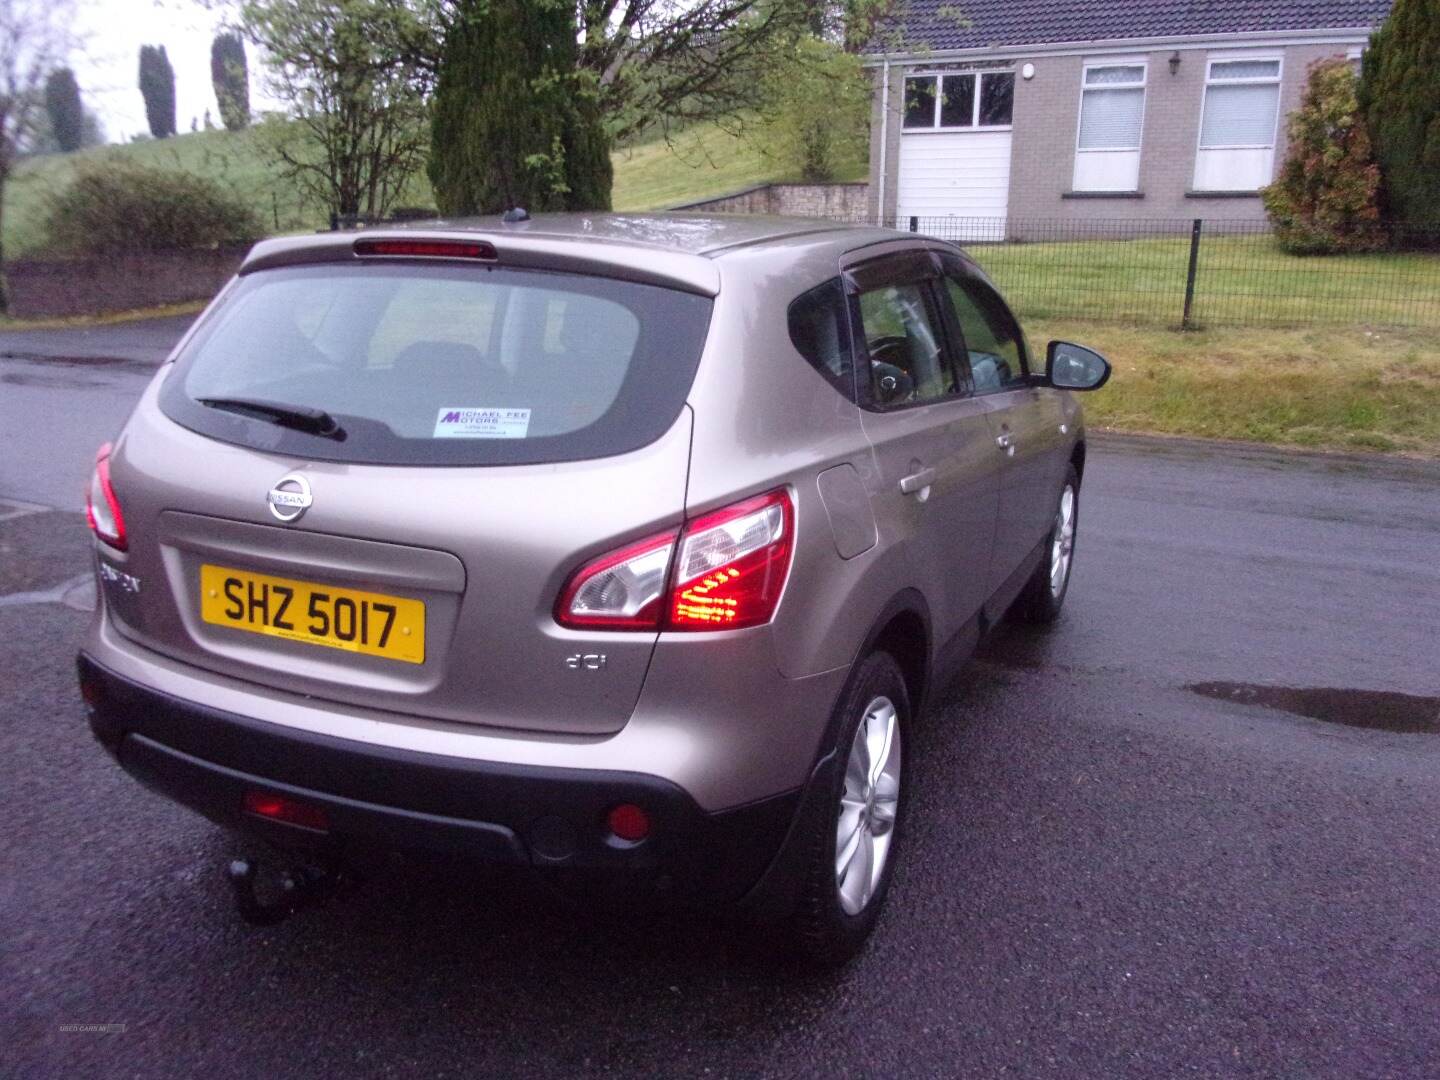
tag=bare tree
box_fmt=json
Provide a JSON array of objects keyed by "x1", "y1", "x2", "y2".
[
  {"x1": 574, "y1": 1, "x2": 811, "y2": 142},
  {"x1": 383, "y1": 2, "x2": 817, "y2": 143},
  {"x1": 241, "y1": 0, "x2": 432, "y2": 222},
  {"x1": 0, "y1": 0, "x2": 74, "y2": 309}
]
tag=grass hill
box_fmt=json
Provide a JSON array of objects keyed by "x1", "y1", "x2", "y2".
[{"x1": 3, "y1": 120, "x2": 866, "y2": 257}]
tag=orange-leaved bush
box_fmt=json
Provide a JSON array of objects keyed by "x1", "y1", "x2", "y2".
[{"x1": 1262, "y1": 57, "x2": 1386, "y2": 254}]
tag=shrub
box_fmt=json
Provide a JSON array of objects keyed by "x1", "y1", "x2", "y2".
[
  {"x1": 757, "y1": 37, "x2": 869, "y2": 183},
  {"x1": 1358, "y1": 0, "x2": 1440, "y2": 231},
  {"x1": 45, "y1": 160, "x2": 262, "y2": 255},
  {"x1": 1262, "y1": 58, "x2": 1386, "y2": 254}
]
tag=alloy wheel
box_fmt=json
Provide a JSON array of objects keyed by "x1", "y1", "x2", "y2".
[{"x1": 835, "y1": 695, "x2": 902, "y2": 916}]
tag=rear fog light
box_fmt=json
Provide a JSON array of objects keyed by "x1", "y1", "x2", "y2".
[{"x1": 243, "y1": 790, "x2": 330, "y2": 832}]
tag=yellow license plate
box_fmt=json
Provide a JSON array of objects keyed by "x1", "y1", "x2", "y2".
[{"x1": 199, "y1": 564, "x2": 425, "y2": 664}]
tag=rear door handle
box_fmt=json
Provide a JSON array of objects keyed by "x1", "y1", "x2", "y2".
[{"x1": 899, "y1": 467, "x2": 936, "y2": 495}]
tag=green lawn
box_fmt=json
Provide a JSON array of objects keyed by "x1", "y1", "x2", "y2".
[
  {"x1": 969, "y1": 234, "x2": 1440, "y2": 330},
  {"x1": 4, "y1": 127, "x2": 318, "y2": 257},
  {"x1": 1029, "y1": 319, "x2": 1440, "y2": 457},
  {"x1": 3, "y1": 119, "x2": 864, "y2": 258},
  {"x1": 611, "y1": 121, "x2": 866, "y2": 211}
]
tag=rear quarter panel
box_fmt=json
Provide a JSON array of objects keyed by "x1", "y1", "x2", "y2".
[{"x1": 680, "y1": 239, "x2": 916, "y2": 683}]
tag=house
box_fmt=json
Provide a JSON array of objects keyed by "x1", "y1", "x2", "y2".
[{"x1": 865, "y1": 1, "x2": 1391, "y2": 230}]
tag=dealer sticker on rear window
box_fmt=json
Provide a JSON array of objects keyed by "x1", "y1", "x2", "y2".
[{"x1": 433, "y1": 407, "x2": 532, "y2": 439}]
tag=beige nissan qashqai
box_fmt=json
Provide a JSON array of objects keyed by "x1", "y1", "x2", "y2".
[{"x1": 78, "y1": 214, "x2": 1109, "y2": 963}]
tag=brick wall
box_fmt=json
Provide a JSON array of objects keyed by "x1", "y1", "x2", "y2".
[
  {"x1": 6, "y1": 248, "x2": 247, "y2": 319},
  {"x1": 871, "y1": 39, "x2": 1364, "y2": 225},
  {"x1": 1008, "y1": 45, "x2": 1353, "y2": 222}
]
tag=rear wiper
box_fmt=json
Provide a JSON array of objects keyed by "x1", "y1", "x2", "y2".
[{"x1": 198, "y1": 397, "x2": 345, "y2": 439}]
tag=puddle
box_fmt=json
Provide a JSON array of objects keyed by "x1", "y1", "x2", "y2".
[
  {"x1": 1, "y1": 370, "x2": 106, "y2": 388},
  {"x1": 1188, "y1": 682, "x2": 1440, "y2": 734},
  {"x1": 0, "y1": 573, "x2": 95, "y2": 611}
]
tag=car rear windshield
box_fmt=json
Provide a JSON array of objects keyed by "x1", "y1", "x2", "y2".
[{"x1": 159, "y1": 262, "x2": 713, "y2": 466}]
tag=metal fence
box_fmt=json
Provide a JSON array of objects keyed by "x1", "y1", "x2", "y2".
[{"x1": 849, "y1": 216, "x2": 1440, "y2": 331}]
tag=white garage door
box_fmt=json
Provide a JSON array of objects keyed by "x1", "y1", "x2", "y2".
[{"x1": 897, "y1": 131, "x2": 1012, "y2": 242}]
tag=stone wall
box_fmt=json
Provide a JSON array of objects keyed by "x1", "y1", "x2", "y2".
[
  {"x1": 6, "y1": 247, "x2": 248, "y2": 319},
  {"x1": 673, "y1": 183, "x2": 870, "y2": 220}
]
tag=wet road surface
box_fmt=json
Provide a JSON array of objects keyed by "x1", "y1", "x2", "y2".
[
  {"x1": 0, "y1": 314, "x2": 194, "y2": 365},
  {"x1": 3, "y1": 333, "x2": 1439, "y2": 1078}
]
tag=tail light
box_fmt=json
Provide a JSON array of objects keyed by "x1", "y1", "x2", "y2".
[
  {"x1": 668, "y1": 489, "x2": 793, "y2": 630},
  {"x1": 554, "y1": 488, "x2": 794, "y2": 632},
  {"x1": 85, "y1": 442, "x2": 127, "y2": 551},
  {"x1": 555, "y1": 530, "x2": 678, "y2": 629}
]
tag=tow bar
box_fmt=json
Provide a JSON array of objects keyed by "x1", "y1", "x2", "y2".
[{"x1": 226, "y1": 857, "x2": 348, "y2": 926}]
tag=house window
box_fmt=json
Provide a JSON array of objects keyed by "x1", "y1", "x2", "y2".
[
  {"x1": 1073, "y1": 62, "x2": 1146, "y2": 192},
  {"x1": 1193, "y1": 56, "x2": 1282, "y2": 191},
  {"x1": 903, "y1": 77, "x2": 937, "y2": 128},
  {"x1": 902, "y1": 71, "x2": 1014, "y2": 129},
  {"x1": 978, "y1": 73, "x2": 1014, "y2": 126}
]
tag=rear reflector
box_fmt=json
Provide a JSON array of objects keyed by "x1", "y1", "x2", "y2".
[
  {"x1": 78, "y1": 671, "x2": 104, "y2": 709},
  {"x1": 353, "y1": 238, "x2": 497, "y2": 260},
  {"x1": 243, "y1": 790, "x2": 330, "y2": 832},
  {"x1": 606, "y1": 803, "x2": 651, "y2": 842}
]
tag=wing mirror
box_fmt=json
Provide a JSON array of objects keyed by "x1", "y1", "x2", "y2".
[{"x1": 1044, "y1": 341, "x2": 1111, "y2": 391}]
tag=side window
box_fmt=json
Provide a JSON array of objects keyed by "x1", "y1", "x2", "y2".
[
  {"x1": 854, "y1": 281, "x2": 957, "y2": 407},
  {"x1": 788, "y1": 278, "x2": 854, "y2": 399},
  {"x1": 942, "y1": 273, "x2": 1027, "y2": 394}
]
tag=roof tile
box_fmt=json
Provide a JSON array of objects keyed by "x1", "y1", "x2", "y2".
[{"x1": 868, "y1": 0, "x2": 1391, "y2": 53}]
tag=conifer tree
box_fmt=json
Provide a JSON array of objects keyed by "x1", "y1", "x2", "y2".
[
  {"x1": 138, "y1": 44, "x2": 176, "y2": 138},
  {"x1": 1358, "y1": 0, "x2": 1440, "y2": 230},
  {"x1": 428, "y1": 0, "x2": 611, "y2": 215}
]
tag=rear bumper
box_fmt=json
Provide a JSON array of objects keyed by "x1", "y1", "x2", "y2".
[{"x1": 79, "y1": 654, "x2": 805, "y2": 905}]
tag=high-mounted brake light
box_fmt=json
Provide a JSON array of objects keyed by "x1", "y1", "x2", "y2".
[
  {"x1": 85, "y1": 442, "x2": 127, "y2": 551},
  {"x1": 353, "y1": 238, "x2": 497, "y2": 260},
  {"x1": 668, "y1": 489, "x2": 793, "y2": 631},
  {"x1": 554, "y1": 488, "x2": 794, "y2": 633}
]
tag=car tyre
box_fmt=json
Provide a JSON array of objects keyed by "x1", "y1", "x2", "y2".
[
  {"x1": 789, "y1": 650, "x2": 909, "y2": 966},
  {"x1": 1015, "y1": 463, "x2": 1080, "y2": 625}
]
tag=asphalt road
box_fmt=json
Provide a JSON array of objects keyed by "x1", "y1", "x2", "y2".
[
  {"x1": 3, "y1": 322, "x2": 1439, "y2": 1078},
  {"x1": 0, "y1": 314, "x2": 190, "y2": 513}
]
